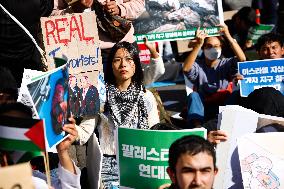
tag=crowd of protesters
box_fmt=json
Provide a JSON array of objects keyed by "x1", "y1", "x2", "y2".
[{"x1": 0, "y1": 0, "x2": 284, "y2": 189}]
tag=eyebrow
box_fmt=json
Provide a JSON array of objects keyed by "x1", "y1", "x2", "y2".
[{"x1": 181, "y1": 166, "x2": 213, "y2": 172}]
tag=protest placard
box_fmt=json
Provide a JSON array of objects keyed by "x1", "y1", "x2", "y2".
[
  {"x1": 138, "y1": 42, "x2": 159, "y2": 65},
  {"x1": 18, "y1": 69, "x2": 46, "y2": 119},
  {"x1": 0, "y1": 163, "x2": 34, "y2": 189},
  {"x1": 247, "y1": 24, "x2": 275, "y2": 45},
  {"x1": 238, "y1": 58, "x2": 284, "y2": 97},
  {"x1": 116, "y1": 127, "x2": 207, "y2": 189},
  {"x1": 214, "y1": 105, "x2": 284, "y2": 189},
  {"x1": 41, "y1": 13, "x2": 103, "y2": 117},
  {"x1": 214, "y1": 105, "x2": 259, "y2": 189},
  {"x1": 23, "y1": 65, "x2": 69, "y2": 149},
  {"x1": 238, "y1": 133, "x2": 284, "y2": 189},
  {"x1": 133, "y1": 0, "x2": 224, "y2": 43},
  {"x1": 41, "y1": 12, "x2": 102, "y2": 71}
]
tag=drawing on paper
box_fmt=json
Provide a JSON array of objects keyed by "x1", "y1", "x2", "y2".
[{"x1": 241, "y1": 153, "x2": 280, "y2": 189}]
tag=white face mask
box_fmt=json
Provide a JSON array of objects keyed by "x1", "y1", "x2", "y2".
[{"x1": 204, "y1": 48, "x2": 222, "y2": 60}]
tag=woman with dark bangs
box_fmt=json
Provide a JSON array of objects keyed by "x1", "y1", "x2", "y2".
[{"x1": 98, "y1": 41, "x2": 159, "y2": 188}]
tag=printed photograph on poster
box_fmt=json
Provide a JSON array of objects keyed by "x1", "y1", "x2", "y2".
[
  {"x1": 68, "y1": 71, "x2": 100, "y2": 117},
  {"x1": 27, "y1": 66, "x2": 69, "y2": 148},
  {"x1": 133, "y1": 0, "x2": 224, "y2": 43}
]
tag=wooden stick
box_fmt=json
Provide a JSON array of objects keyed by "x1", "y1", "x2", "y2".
[
  {"x1": 2, "y1": 153, "x2": 8, "y2": 166},
  {"x1": 42, "y1": 151, "x2": 51, "y2": 187}
]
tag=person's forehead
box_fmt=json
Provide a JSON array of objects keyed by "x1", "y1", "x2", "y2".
[
  {"x1": 205, "y1": 37, "x2": 221, "y2": 45},
  {"x1": 115, "y1": 48, "x2": 131, "y2": 56},
  {"x1": 262, "y1": 41, "x2": 282, "y2": 48},
  {"x1": 177, "y1": 152, "x2": 214, "y2": 168}
]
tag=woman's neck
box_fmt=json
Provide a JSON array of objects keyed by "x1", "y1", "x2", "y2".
[{"x1": 116, "y1": 79, "x2": 132, "y2": 91}]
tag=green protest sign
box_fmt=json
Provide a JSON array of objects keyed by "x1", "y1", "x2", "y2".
[
  {"x1": 133, "y1": 0, "x2": 224, "y2": 43},
  {"x1": 116, "y1": 128, "x2": 207, "y2": 189},
  {"x1": 135, "y1": 27, "x2": 220, "y2": 43},
  {"x1": 247, "y1": 24, "x2": 274, "y2": 45}
]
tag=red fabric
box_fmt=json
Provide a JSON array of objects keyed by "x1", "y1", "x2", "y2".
[
  {"x1": 25, "y1": 120, "x2": 45, "y2": 151},
  {"x1": 204, "y1": 82, "x2": 233, "y2": 105}
]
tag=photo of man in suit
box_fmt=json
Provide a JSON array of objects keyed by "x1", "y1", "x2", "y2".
[
  {"x1": 80, "y1": 75, "x2": 100, "y2": 117},
  {"x1": 68, "y1": 75, "x2": 81, "y2": 117}
]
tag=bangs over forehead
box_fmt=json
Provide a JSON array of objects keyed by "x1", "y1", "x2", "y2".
[{"x1": 104, "y1": 41, "x2": 144, "y2": 88}]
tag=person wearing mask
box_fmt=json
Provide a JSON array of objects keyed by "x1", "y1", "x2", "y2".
[{"x1": 183, "y1": 24, "x2": 246, "y2": 126}]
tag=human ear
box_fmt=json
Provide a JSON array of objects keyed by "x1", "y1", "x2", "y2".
[
  {"x1": 166, "y1": 167, "x2": 176, "y2": 183},
  {"x1": 214, "y1": 167, "x2": 218, "y2": 175}
]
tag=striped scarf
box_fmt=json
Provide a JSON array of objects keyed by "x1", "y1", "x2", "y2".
[{"x1": 106, "y1": 83, "x2": 148, "y2": 129}]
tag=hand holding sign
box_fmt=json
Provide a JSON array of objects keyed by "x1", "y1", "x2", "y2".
[
  {"x1": 105, "y1": 0, "x2": 120, "y2": 16},
  {"x1": 56, "y1": 117, "x2": 77, "y2": 153},
  {"x1": 190, "y1": 27, "x2": 207, "y2": 48}
]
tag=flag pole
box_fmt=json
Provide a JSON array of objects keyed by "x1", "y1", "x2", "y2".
[
  {"x1": 2, "y1": 153, "x2": 8, "y2": 166},
  {"x1": 42, "y1": 151, "x2": 51, "y2": 187}
]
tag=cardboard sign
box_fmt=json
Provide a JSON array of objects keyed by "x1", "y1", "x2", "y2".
[
  {"x1": 116, "y1": 127, "x2": 207, "y2": 189},
  {"x1": 133, "y1": 0, "x2": 224, "y2": 43},
  {"x1": 0, "y1": 163, "x2": 34, "y2": 189},
  {"x1": 238, "y1": 58, "x2": 284, "y2": 97},
  {"x1": 41, "y1": 12, "x2": 102, "y2": 72},
  {"x1": 41, "y1": 13, "x2": 103, "y2": 118}
]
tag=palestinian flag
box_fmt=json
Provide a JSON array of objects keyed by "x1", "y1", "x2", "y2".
[
  {"x1": 0, "y1": 116, "x2": 45, "y2": 152},
  {"x1": 9, "y1": 151, "x2": 43, "y2": 164}
]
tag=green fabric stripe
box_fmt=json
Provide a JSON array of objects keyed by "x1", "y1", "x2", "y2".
[
  {"x1": 0, "y1": 138, "x2": 42, "y2": 152},
  {"x1": 17, "y1": 151, "x2": 43, "y2": 163}
]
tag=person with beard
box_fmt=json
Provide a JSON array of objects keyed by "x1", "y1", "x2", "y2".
[
  {"x1": 164, "y1": 135, "x2": 218, "y2": 189},
  {"x1": 183, "y1": 24, "x2": 246, "y2": 126}
]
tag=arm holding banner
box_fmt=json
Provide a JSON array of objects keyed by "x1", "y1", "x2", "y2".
[
  {"x1": 143, "y1": 37, "x2": 165, "y2": 85},
  {"x1": 218, "y1": 24, "x2": 246, "y2": 62},
  {"x1": 183, "y1": 28, "x2": 207, "y2": 73}
]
